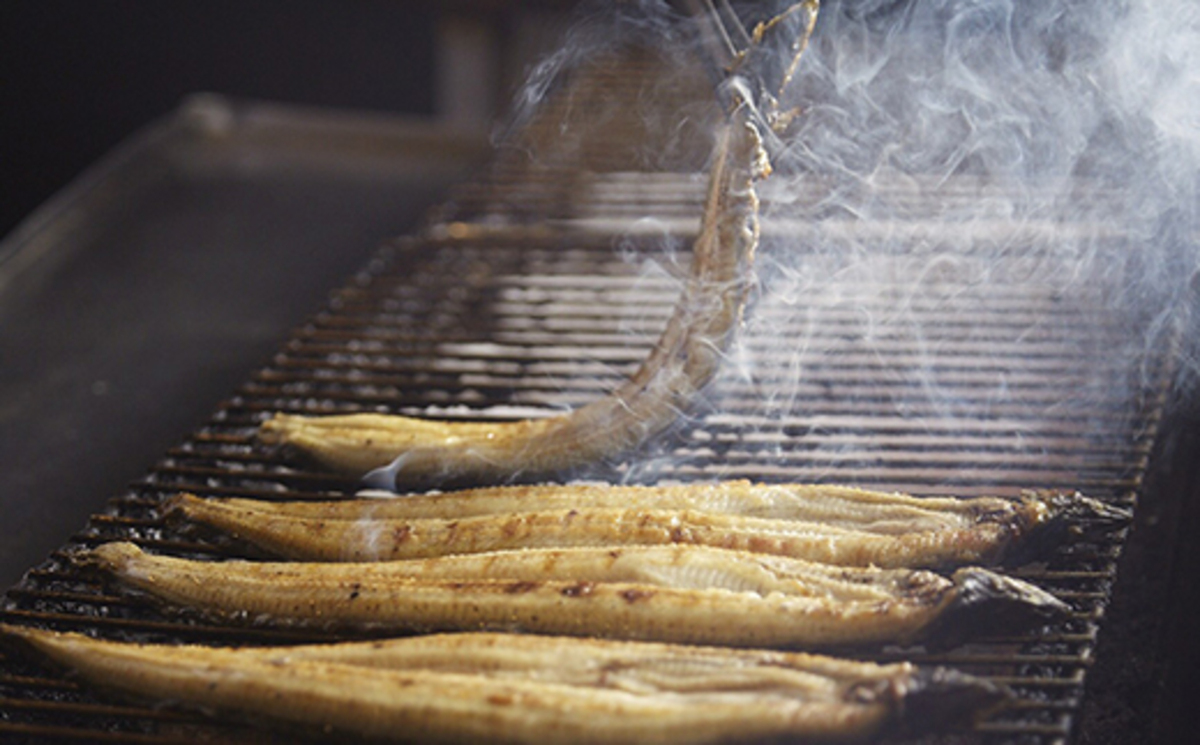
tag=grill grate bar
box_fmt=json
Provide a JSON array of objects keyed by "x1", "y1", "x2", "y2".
[
  {"x1": 281, "y1": 329, "x2": 1125, "y2": 359},
  {"x1": 976, "y1": 721, "x2": 1071, "y2": 736},
  {"x1": 238, "y1": 375, "x2": 1132, "y2": 404},
  {"x1": 0, "y1": 608, "x2": 335, "y2": 644},
  {"x1": 268, "y1": 338, "x2": 1147, "y2": 371},
  {"x1": 307, "y1": 305, "x2": 1132, "y2": 337},
  {"x1": 125, "y1": 480, "x2": 350, "y2": 502},
  {"x1": 0, "y1": 698, "x2": 193, "y2": 722},
  {"x1": 251, "y1": 361, "x2": 1150, "y2": 391},
  {"x1": 161, "y1": 440, "x2": 1147, "y2": 472},
  {"x1": 0, "y1": 723, "x2": 213, "y2": 745},
  {"x1": 134, "y1": 462, "x2": 1139, "y2": 496},
  {"x1": 0, "y1": 673, "x2": 80, "y2": 692}
]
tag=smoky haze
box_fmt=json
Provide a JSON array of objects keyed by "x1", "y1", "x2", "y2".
[
  {"x1": 454, "y1": 0, "x2": 1198, "y2": 491},
  {"x1": 714, "y1": 0, "x2": 1200, "y2": 477},
  {"x1": 766, "y1": 0, "x2": 1198, "y2": 371}
]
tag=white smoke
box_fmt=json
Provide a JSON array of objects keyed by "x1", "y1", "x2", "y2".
[
  {"x1": 459, "y1": 0, "x2": 1200, "y2": 489},
  {"x1": 733, "y1": 0, "x2": 1200, "y2": 422}
]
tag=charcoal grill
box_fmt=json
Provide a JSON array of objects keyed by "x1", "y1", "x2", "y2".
[{"x1": 0, "y1": 17, "x2": 1183, "y2": 745}]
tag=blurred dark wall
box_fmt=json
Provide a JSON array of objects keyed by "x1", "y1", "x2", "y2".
[{"x1": 0, "y1": 1, "x2": 438, "y2": 239}]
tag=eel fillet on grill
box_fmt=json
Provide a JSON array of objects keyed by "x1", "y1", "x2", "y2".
[
  {"x1": 81, "y1": 542, "x2": 1067, "y2": 648},
  {"x1": 0, "y1": 625, "x2": 1009, "y2": 744},
  {"x1": 256, "y1": 4, "x2": 820, "y2": 490},
  {"x1": 164, "y1": 484, "x2": 1128, "y2": 568}
]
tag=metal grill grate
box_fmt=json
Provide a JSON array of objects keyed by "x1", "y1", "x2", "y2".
[
  {"x1": 0, "y1": 35, "x2": 1175, "y2": 745},
  {"x1": 0, "y1": 225, "x2": 1168, "y2": 743}
]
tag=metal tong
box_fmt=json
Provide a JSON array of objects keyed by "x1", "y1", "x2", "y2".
[{"x1": 678, "y1": 0, "x2": 819, "y2": 153}]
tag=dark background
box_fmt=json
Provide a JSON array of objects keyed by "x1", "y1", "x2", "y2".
[
  {"x1": 0, "y1": 1, "x2": 517, "y2": 591},
  {"x1": 0, "y1": 0, "x2": 585, "y2": 591},
  {"x1": 0, "y1": 1, "x2": 440, "y2": 241}
]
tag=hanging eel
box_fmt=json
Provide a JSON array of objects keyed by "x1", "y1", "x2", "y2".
[{"x1": 257, "y1": 3, "x2": 819, "y2": 488}]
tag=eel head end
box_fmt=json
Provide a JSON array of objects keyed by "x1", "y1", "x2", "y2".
[
  {"x1": 922, "y1": 568, "x2": 1071, "y2": 649},
  {"x1": 999, "y1": 490, "x2": 1133, "y2": 565},
  {"x1": 897, "y1": 666, "x2": 1013, "y2": 731},
  {"x1": 1029, "y1": 490, "x2": 1133, "y2": 530}
]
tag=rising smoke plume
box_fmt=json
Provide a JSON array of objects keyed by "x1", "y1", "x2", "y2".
[
  {"x1": 490, "y1": 0, "x2": 1200, "y2": 486},
  {"x1": 765, "y1": 0, "x2": 1199, "y2": 377}
]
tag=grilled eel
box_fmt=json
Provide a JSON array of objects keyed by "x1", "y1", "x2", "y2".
[
  {"x1": 81, "y1": 542, "x2": 1067, "y2": 648},
  {"x1": 0, "y1": 625, "x2": 1009, "y2": 744},
  {"x1": 164, "y1": 484, "x2": 1128, "y2": 568},
  {"x1": 256, "y1": 4, "x2": 820, "y2": 490}
]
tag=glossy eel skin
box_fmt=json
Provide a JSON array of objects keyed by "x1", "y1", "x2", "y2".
[
  {"x1": 164, "y1": 485, "x2": 1128, "y2": 568},
  {"x1": 256, "y1": 4, "x2": 820, "y2": 490},
  {"x1": 80, "y1": 542, "x2": 1067, "y2": 648},
  {"x1": 0, "y1": 625, "x2": 1008, "y2": 744}
]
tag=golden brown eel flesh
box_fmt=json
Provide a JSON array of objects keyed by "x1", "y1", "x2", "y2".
[
  {"x1": 0, "y1": 624, "x2": 1008, "y2": 744},
  {"x1": 81, "y1": 542, "x2": 1067, "y2": 648},
  {"x1": 165, "y1": 484, "x2": 1127, "y2": 568}
]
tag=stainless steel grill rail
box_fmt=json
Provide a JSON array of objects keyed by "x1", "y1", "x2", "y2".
[{"x1": 0, "y1": 36, "x2": 1173, "y2": 745}]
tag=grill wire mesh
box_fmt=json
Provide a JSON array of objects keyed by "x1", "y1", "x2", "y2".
[{"x1": 0, "y1": 37, "x2": 1175, "y2": 745}]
